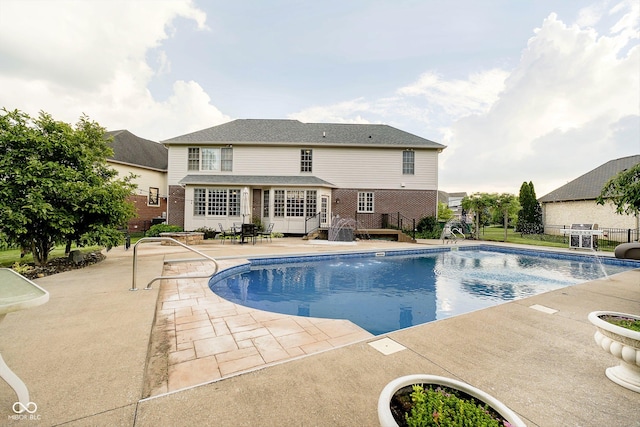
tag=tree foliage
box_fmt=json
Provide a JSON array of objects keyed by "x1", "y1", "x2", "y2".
[
  {"x1": 462, "y1": 192, "x2": 519, "y2": 241},
  {"x1": 0, "y1": 108, "x2": 137, "y2": 265},
  {"x1": 596, "y1": 163, "x2": 640, "y2": 215},
  {"x1": 437, "y1": 202, "x2": 454, "y2": 222},
  {"x1": 516, "y1": 181, "x2": 543, "y2": 234},
  {"x1": 461, "y1": 193, "x2": 494, "y2": 239},
  {"x1": 493, "y1": 193, "x2": 520, "y2": 242}
]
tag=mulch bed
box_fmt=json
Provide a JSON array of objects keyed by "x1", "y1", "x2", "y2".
[{"x1": 19, "y1": 251, "x2": 106, "y2": 280}]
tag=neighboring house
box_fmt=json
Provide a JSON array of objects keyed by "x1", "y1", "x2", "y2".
[
  {"x1": 538, "y1": 155, "x2": 640, "y2": 231},
  {"x1": 107, "y1": 130, "x2": 169, "y2": 233},
  {"x1": 446, "y1": 191, "x2": 467, "y2": 220},
  {"x1": 162, "y1": 119, "x2": 445, "y2": 234}
]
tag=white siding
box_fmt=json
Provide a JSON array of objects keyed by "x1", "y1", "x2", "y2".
[
  {"x1": 167, "y1": 145, "x2": 439, "y2": 190},
  {"x1": 183, "y1": 185, "x2": 321, "y2": 234},
  {"x1": 167, "y1": 146, "x2": 189, "y2": 185},
  {"x1": 109, "y1": 163, "x2": 167, "y2": 198}
]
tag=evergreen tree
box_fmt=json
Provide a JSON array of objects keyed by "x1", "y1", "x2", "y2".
[{"x1": 516, "y1": 181, "x2": 543, "y2": 234}]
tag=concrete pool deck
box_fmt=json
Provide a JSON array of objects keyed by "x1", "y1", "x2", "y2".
[{"x1": 0, "y1": 238, "x2": 638, "y2": 426}]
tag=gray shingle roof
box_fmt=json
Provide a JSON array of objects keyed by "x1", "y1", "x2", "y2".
[
  {"x1": 162, "y1": 119, "x2": 445, "y2": 149},
  {"x1": 107, "y1": 130, "x2": 168, "y2": 171},
  {"x1": 179, "y1": 174, "x2": 336, "y2": 187},
  {"x1": 538, "y1": 155, "x2": 640, "y2": 202}
]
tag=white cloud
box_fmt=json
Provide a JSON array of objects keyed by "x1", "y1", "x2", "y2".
[
  {"x1": 291, "y1": 2, "x2": 639, "y2": 196},
  {"x1": 396, "y1": 69, "x2": 509, "y2": 119},
  {"x1": 440, "y1": 4, "x2": 639, "y2": 195},
  {"x1": 0, "y1": 0, "x2": 224, "y2": 141},
  {"x1": 289, "y1": 99, "x2": 375, "y2": 124}
]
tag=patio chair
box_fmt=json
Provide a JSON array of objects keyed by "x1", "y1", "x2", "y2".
[
  {"x1": 258, "y1": 223, "x2": 274, "y2": 243},
  {"x1": 218, "y1": 223, "x2": 237, "y2": 244},
  {"x1": 240, "y1": 223, "x2": 257, "y2": 245}
]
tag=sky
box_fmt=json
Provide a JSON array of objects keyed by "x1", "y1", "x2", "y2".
[{"x1": 0, "y1": 0, "x2": 638, "y2": 197}]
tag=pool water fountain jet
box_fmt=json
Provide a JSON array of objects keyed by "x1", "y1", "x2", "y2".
[
  {"x1": 589, "y1": 248, "x2": 609, "y2": 280},
  {"x1": 328, "y1": 216, "x2": 368, "y2": 242}
]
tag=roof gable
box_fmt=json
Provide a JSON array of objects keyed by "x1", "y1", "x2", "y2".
[
  {"x1": 107, "y1": 130, "x2": 168, "y2": 171},
  {"x1": 539, "y1": 155, "x2": 640, "y2": 203},
  {"x1": 162, "y1": 119, "x2": 445, "y2": 149}
]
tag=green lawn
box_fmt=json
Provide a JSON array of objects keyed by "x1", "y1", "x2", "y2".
[
  {"x1": 475, "y1": 226, "x2": 614, "y2": 251},
  {"x1": 0, "y1": 244, "x2": 105, "y2": 268}
]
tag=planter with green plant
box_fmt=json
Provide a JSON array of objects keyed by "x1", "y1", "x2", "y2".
[
  {"x1": 588, "y1": 311, "x2": 640, "y2": 393},
  {"x1": 378, "y1": 375, "x2": 525, "y2": 427}
]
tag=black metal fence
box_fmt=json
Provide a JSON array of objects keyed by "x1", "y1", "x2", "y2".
[{"x1": 539, "y1": 224, "x2": 639, "y2": 251}]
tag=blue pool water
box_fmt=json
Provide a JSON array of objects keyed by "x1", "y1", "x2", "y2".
[{"x1": 209, "y1": 247, "x2": 637, "y2": 335}]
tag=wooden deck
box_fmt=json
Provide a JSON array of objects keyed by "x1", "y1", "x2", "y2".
[{"x1": 307, "y1": 228, "x2": 416, "y2": 243}]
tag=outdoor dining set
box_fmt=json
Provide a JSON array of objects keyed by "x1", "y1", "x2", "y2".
[{"x1": 218, "y1": 223, "x2": 274, "y2": 244}]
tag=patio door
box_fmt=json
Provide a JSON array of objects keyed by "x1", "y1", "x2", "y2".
[{"x1": 320, "y1": 195, "x2": 329, "y2": 228}]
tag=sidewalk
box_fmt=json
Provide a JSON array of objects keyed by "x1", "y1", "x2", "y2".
[{"x1": 0, "y1": 238, "x2": 638, "y2": 426}]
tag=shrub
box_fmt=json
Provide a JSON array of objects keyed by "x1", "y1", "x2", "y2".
[
  {"x1": 405, "y1": 385, "x2": 507, "y2": 427},
  {"x1": 146, "y1": 224, "x2": 183, "y2": 237},
  {"x1": 193, "y1": 226, "x2": 217, "y2": 239},
  {"x1": 12, "y1": 262, "x2": 32, "y2": 275},
  {"x1": 416, "y1": 216, "x2": 442, "y2": 239}
]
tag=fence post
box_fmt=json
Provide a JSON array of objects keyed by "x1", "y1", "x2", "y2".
[
  {"x1": 628, "y1": 228, "x2": 632, "y2": 243},
  {"x1": 412, "y1": 218, "x2": 416, "y2": 240}
]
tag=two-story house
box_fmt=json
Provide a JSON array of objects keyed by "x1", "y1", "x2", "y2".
[
  {"x1": 162, "y1": 119, "x2": 445, "y2": 234},
  {"x1": 107, "y1": 130, "x2": 168, "y2": 233}
]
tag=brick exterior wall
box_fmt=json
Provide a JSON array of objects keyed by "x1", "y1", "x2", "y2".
[
  {"x1": 331, "y1": 189, "x2": 438, "y2": 228},
  {"x1": 167, "y1": 185, "x2": 185, "y2": 229},
  {"x1": 126, "y1": 194, "x2": 167, "y2": 233}
]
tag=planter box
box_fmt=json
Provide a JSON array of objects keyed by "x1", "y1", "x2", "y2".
[
  {"x1": 159, "y1": 232, "x2": 204, "y2": 246},
  {"x1": 378, "y1": 374, "x2": 526, "y2": 427},
  {"x1": 588, "y1": 311, "x2": 640, "y2": 393}
]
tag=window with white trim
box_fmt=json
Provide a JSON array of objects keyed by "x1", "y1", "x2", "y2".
[
  {"x1": 402, "y1": 150, "x2": 415, "y2": 175},
  {"x1": 207, "y1": 189, "x2": 227, "y2": 216},
  {"x1": 287, "y1": 190, "x2": 305, "y2": 217},
  {"x1": 148, "y1": 187, "x2": 160, "y2": 206},
  {"x1": 273, "y1": 189, "x2": 317, "y2": 217},
  {"x1": 188, "y1": 148, "x2": 200, "y2": 171},
  {"x1": 187, "y1": 147, "x2": 233, "y2": 171},
  {"x1": 263, "y1": 190, "x2": 270, "y2": 217},
  {"x1": 194, "y1": 188, "x2": 206, "y2": 216},
  {"x1": 300, "y1": 149, "x2": 312, "y2": 172},
  {"x1": 306, "y1": 191, "x2": 317, "y2": 216},
  {"x1": 358, "y1": 192, "x2": 374, "y2": 213},
  {"x1": 193, "y1": 188, "x2": 241, "y2": 217},
  {"x1": 274, "y1": 190, "x2": 285, "y2": 217}
]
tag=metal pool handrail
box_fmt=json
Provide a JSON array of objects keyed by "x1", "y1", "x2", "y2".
[{"x1": 130, "y1": 237, "x2": 219, "y2": 291}]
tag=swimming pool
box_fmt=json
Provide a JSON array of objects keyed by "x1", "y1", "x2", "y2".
[{"x1": 209, "y1": 246, "x2": 638, "y2": 335}]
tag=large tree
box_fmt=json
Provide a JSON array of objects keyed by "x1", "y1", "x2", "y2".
[
  {"x1": 0, "y1": 108, "x2": 137, "y2": 265},
  {"x1": 461, "y1": 193, "x2": 494, "y2": 239},
  {"x1": 596, "y1": 163, "x2": 640, "y2": 215},
  {"x1": 493, "y1": 193, "x2": 520, "y2": 242},
  {"x1": 516, "y1": 181, "x2": 543, "y2": 234}
]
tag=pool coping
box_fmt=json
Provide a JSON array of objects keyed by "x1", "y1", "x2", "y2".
[{"x1": 148, "y1": 243, "x2": 640, "y2": 400}]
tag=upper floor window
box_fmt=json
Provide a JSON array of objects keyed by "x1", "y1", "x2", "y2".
[
  {"x1": 300, "y1": 149, "x2": 312, "y2": 172},
  {"x1": 402, "y1": 150, "x2": 415, "y2": 175},
  {"x1": 187, "y1": 147, "x2": 233, "y2": 171},
  {"x1": 358, "y1": 192, "x2": 374, "y2": 213},
  {"x1": 148, "y1": 187, "x2": 160, "y2": 206}
]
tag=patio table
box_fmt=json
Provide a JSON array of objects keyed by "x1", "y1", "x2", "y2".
[{"x1": 0, "y1": 268, "x2": 49, "y2": 410}]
